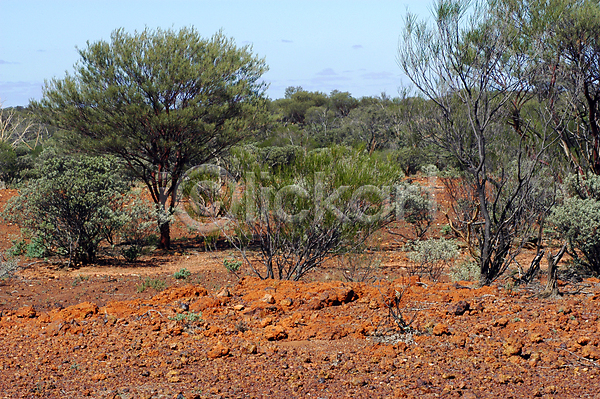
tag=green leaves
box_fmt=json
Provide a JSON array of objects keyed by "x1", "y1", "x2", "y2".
[
  {"x1": 33, "y1": 27, "x2": 269, "y2": 248},
  {"x1": 2, "y1": 156, "x2": 131, "y2": 265}
]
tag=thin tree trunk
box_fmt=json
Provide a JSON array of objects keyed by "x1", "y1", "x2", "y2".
[
  {"x1": 159, "y1": 222, "x2": 171, "y2": 250},
  {"x1": 540, "y1": 242, "x2": 567, "y2": 298}
]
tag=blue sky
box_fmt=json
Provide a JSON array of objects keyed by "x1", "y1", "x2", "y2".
[{"x1": 0, "y1": 1, "x2": 431, "y2": 107}]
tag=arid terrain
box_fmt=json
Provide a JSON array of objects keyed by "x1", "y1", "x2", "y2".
[{"x1": 1, "y1": 187, "x2": 599, "y2": 399}]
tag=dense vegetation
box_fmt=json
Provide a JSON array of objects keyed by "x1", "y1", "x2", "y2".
[{"x1": 3, "y1": 0, "x2": 600, "y2": 285}]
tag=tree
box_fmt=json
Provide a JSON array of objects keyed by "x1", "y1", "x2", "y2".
[
  {"x1": 32, "y1": 27, "x2": 269, "y2": 249},
  {"x1": 2, "y1": 156, "x2": 131, "y2": 266},
  {"x1": 399, "y1": 0, "x2": 556, "y2": 285},
  {"x1": 547, "y1": 0, "x2": 600, "y2": 175}
]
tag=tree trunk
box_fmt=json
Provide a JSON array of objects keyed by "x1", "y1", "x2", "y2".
[
  {"x1": 519, "y1": 249, "x2": 545, "y2": 285},
  {"x1": 159, "y1": 221, "x2": 171, "y2": 250},
  {"x1": 540, "y1": 242, "x2": 567, "y2": 298}
]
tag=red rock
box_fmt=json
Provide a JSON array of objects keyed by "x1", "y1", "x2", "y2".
[
  {"x1": 15, "y1": 306, "x2": 36, "y2": 318},
  {"x1": 206, "y1": 342, "x2": 230, "y2": 359},
  {"x1": 581, "y1": 345, "x2": 600, "y2": 360},
  {"x1": 433, "y1": 323, "x2": 450, "y2": 336},
  {"x1": 60, "y1": 302, "x2": 98, "y2": 321},
  {"x1": 264, "y1": 325, "x2": 287, "y2": 341},
  {"x1": 91, "y1": 373, "x2": 107, "y2": 381},
  {"x1": 152, "y1": 285, "x2": 208, "y2": 303}
]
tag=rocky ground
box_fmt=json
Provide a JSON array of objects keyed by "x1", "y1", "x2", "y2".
[{"x1": 1, "y1": 188, "x2": 600, "y2": 398}]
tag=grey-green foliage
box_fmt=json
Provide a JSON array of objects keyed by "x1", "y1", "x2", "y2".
[
  {"x1": 173, "y1": 268, "x2": 191, "y2": 280},
  {"x1": 449, "y1": 260, "x2": 481, "y2": 282},
  {"x1": 2, "y1": 155, "x2": 131, "y2": 266},
  {"x1": 116, "y1": 190, "x2": 157, "y2": 261},
  {"x1": 136, "y1": 277, "x2": 166, "y2": 293},
  {"x1": 550, "y1": 173, "x2": 600, "y2": 275},
  {"x1": 0, "y1": 252, "x2": 19, "y2": 280},
  {"x1": 406, "y1": 238, "x2": 459, "y2": 281},
  {"x1": 394, "y1": 181, "x2": 435, "y2": 242}
]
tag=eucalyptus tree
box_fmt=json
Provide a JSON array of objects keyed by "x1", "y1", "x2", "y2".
[
  {"x1": 398, "y1": 0, "x2": 556, "y2": 284},
  {"x1": 549, "y1": 0, "x2": 600, "y2": 175},
  {"x1": 32, "y1": 27, "x2": 269, "y2": 249}
]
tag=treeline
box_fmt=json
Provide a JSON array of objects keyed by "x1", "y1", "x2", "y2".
[{"x1": 3, "y1": 0, "x2": 600, "y2": 286}]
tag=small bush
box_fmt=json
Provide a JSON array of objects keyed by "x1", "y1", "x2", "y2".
[
  {"x1": 2, "y1": 155, "x2": 130, "y2": 266},
  {"x1": 223, "y1": 258, "x2": 242, "y2": 272},
  {"x1": 0, "y1": 252, "x2": 19, "y2": 280},
  {"x1": 406, "y1": 238, "x2": 458, "y2": 281},
  {"x1": 173, "y1": 268, "x2": 191, "y2": 280},
  {"x1": 550, "y1": 173, "x2": 600, "y2": 275},
  {"x1": 449, "y1": 260, "x2": 481, "y2": 282},
  {"x1": 136, "y1": 278, "x2": 166, "y2": 293},
  {"x1": 202, "y1": 230, "x2": 220, "y2": 252},
  {"x1": 169, "y1": 311, "x2": 202, "y2": 323}
]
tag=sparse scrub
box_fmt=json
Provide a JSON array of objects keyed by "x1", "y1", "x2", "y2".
[
  {"x1": 338, "y1": 249, "x2": 381, "y2": 283},
  {"x1": 449, "y1": 260, "x2": 481, "y2": 282},
  {"x1": 406, "y1": 238, "x2": 459, "y2": 281},
  {"x1": 0, "y1": 252, "x2": 19, "y2": 280},
  {"x1": 185, "y1": 145, "x2": 402, "y2": 281},
  {"x1": 169, "y1": 311, "x2": 202, "y2": 323},
  {"x1": 136, "y1": 278, "x2": 166, "y2": 293}
]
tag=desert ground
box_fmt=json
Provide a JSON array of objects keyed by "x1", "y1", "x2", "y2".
[{"x1": 1, "y1": 187, "x2": 599, "y2": 399}]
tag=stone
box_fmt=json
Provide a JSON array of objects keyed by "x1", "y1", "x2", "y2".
[
  {"x1": 494, "y1": 317, "x2": 509, "y2": 327},
  {"x1": 581, "y1": 345, "x2": 600, "y2": 360},
  {"x1": 92, "y1": 373, "x2": 107, "y2": 382},
  {"x1": 447, "y1": 300, "x2": 470, "y2": 316},
  {"x1": 264, "y1": 325, "x2": 287, "y2": 341},
  {"x1": 503, "y1": 340, "x2": 523, "y2": 357},
  {"x1": 433, "y1": 323, "x2": 450, "y2": 336},
  {"x1": 206, "y1": 342, "x2": 230, "y2": 359},
  {"x1": 577, "y1": 336, "x2": 591, "y2": 346},
  {"x1": 262, "y1": 293, "x2": 275, "y2": 304},
  {"x1": 15, "y1": 306, "x2": 36, "y2": 318},
  {"x1": 279, "y1": 298, "x2": 293, "y2": 307}
]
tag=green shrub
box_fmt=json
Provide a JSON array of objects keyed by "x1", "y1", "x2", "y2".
[
  {"x1": 0, "y1": 252, "x2": 19, "y2": 280},
  {"x1": 549, "y1": 173, "x2": 600, "y2": 275},
  {"x1": 173, "y1": 268, "x2": 191, "y2": 280},
  {"x1": 406, "y1": 238, "x2": 459, "y2": 281},
  {"x1": 2, "y1": 155, "x2": 130, "y2": 266},
  {"x1": 169, "y1": 311, "x2": 202, "y2": 323},
  {"x1": 136, "y1": 277, "x2": 166, "y2": 293},
  {"x1": 223, "y1": 258, "x2": 242, "y2": 274},
  {"x1": 550, "y1": 197, "x2": 600, "y2": 275},
  {"x1": 449, "y1": 260, "x2": 481, "y2": 282},
  {"x1": 221, "y1": 146, "x2": 402, "y2": 280}
]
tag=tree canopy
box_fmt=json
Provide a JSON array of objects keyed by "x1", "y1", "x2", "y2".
[{"x1": 33, "y1": 27, "x2": 269, "y2": 248}]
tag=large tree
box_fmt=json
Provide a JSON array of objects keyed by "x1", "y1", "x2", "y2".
[
  {"x1": 33, "y1": 27, "x2": 269, "y2": 249},
  {"x1": 399, "y1": 0, "x2": 556, "y2": 285}
]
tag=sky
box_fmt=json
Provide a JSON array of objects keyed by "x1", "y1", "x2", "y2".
[{"x1": 0, "y1": 0, "x2": 432, "y2": 107}]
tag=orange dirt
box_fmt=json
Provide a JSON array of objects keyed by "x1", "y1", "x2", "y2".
[{"x1": 1, "y1": 186, "x2": 600, "y2": 399}]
